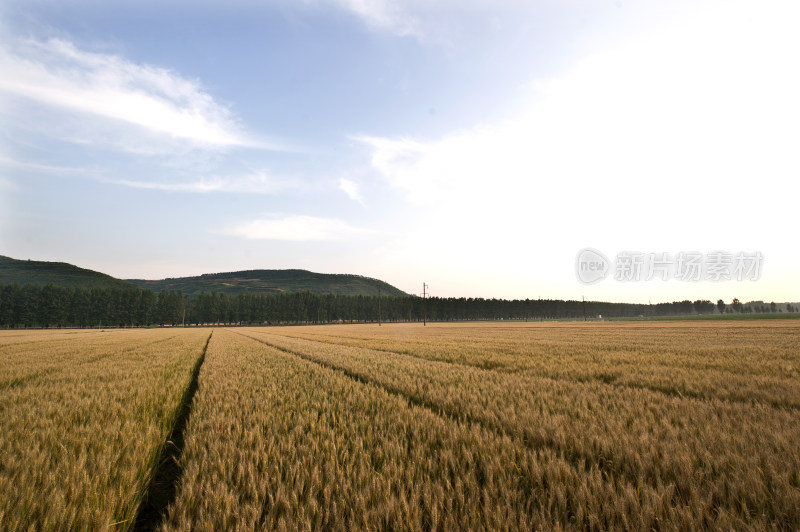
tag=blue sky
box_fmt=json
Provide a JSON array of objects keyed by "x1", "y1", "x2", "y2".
[{"x1": 1, "y1": 0, "x2": 798, "y2": 303}]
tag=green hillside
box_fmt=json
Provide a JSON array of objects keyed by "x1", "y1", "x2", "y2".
[
  {"x1": 0, "y1": 255, "x2": 137, "y2": 290},
  {"x1": 0, "y1": 255, "x2": 408, "y2": 298},
  {"x1": 127, "y1": 269, "x2": 408, "y2": 298}
]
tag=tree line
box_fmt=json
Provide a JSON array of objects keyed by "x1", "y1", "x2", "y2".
[
  {"x1": 0, "y1": 282, "x2": 787, "y2": 328},
  {"x1": 0, "y1": 283, "x2": 184, "y2": 328}
]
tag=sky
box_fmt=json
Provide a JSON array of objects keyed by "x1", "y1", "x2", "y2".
[{"x1": 0, "y1": 0, "x2": 798, "y2": 303}]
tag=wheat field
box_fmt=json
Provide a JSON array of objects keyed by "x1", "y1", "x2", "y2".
[
  {"x1": 1, "y1": 320, "x2": 798, "y2": 530},
  {"x1": 0, "y1": 328, "x2": 211, "y2": 530}
]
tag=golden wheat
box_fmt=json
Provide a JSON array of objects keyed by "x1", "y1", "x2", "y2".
[
  {"x1": 267, "y1": 320, "x2": 800, "y2": 407},
  {"x1": 237, "y1": 321, "x2": 800, "y2": 528},
  {"x1": 0, "y1": 328, "x2": 210, "y2": 530},
  {"x1": 3, "y1": 320, "x2": 798, "y2": 530},
  {"x1": 162, "y1": 330, "x2": 665, "y2": 530}
]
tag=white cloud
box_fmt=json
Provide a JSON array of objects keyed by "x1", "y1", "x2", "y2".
[
  {"x1": 338, "y1": 178, "x2": 364, "y2": 204},
  {"x1": 226, "y1": 215, "x2": 374, "y2": 241},
  {"x1": 364, "y1": 1, "x2": 800, "y2": 213},
  {"x1": 360, "y1": 1, "x2": 800, "y2": 297},
  {"x1": 0, "y1": 38, "x2": 260, "y2": 150}
]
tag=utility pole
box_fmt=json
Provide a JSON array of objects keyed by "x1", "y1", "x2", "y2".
[
  {"x1": 422, "y1": 282, "x2": 428, "y2": 326},
  {"x1": 378, "y1": 286, "x2": 382, "y2": 326},
  {"x1": 582, "y1": 295, "x2": 587, "y2": 322},
  {"x1": 182, "y1": 295, "x2": 188, "y2": 327}
]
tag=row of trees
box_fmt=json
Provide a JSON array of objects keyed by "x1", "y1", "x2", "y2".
[
  {"x1": 0, "y1": 282, "x2": 788, "y2": 328},
  {"x1": 0, "y1": 283, "x2": 186, "y2": 328},
  {"x1": 183, "y1": 295, "x2": 789, "y2": 325},
  {"x1": 716, "y1": 298, "x2": 790, "y2": 314}
]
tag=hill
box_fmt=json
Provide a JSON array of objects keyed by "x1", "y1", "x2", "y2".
[
  {"x1": 0, "y1": 255, "x2": 408, "y2": 298},
  {"x1": 126, "y1": 269, "x2": 408, "y2": 298},
  {"x1": 0, "y1": 255, "x2": 138, "y2": 291}
]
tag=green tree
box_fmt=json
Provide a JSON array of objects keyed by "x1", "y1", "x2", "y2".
[
  {"x1": 0, "y1": 284, "x2": 19, "y2": 326},
  {"x1": 693, "y1": 300, "x2": 715, "y2": 314},
  {"x1": 18, "y1": 284, "x2": 42, "y2": 327}
]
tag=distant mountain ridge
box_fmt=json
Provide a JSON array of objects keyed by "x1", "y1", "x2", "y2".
[
  {"x1": 0, "y1": 255, "x2": 408, "y2": 297},
  {"x1": 126, "y1": 269, "x2": 408, "y2": 297}
]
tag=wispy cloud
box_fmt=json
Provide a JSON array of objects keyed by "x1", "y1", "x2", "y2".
[
  {"x1": 226, "y1": 215, "x2": 373, "y2": 241},
  {"x1": 324, "y1": 1, "x2": 531, "y2": 45},
  {"x1": 338, "y1": 178, "x2": 364, "y2": 204},
  {"x1": 0, "y1": 155, "x2": 98, "y2": 176},
  {"x1": 0, "y1": 155, "x2": 295, "y2": 194},
  {"x1": 356, "y1": 136, "x2": 429, "y2": 202},
  {"x1": 0, "y1": 38, "x2": 261, "y2": 150},
  {"x1": 331, "y1": 0, "x2": 421, "y2": 38},
  {"x1": 99, "y1": 171, "x2": 297, "y2": 194},
  {"x1": 0, "y1": 177, "x2": 18, "y2": 191}
]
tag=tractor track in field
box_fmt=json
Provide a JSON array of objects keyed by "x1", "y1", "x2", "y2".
[
  {"x1": 231, "y1": 330, "x2": 639, "y2": 488},
  {"x1": 253, "y1": 331, "x2": 800, "y2": 411},
  {"x1": 132, "y1": 330, "x2": 212, "y2": 532}
]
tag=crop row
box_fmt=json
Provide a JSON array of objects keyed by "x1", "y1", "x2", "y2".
[
  {"x1": 164, "y1": 329, "x2": 718, "y2": 530},
  {"x1": 270, "y1": 321, "x2": 800, "y2": 408},
  {"x1": 3, "y1": 322, "x2": 798, "y2": 530},
  {"x1": 0, "y1": 329, "x2": 182, "y2": 389},
  {"x1": 239, "y1": 326, "x2": 800, "y2": 528},
  {"x1": 0, "y1": 328, "x2": 210, "y2": 530}
]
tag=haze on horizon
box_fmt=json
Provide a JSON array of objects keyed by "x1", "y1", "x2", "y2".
[{"x1": 1, "y1": 0, "x2": 797, "y2": 304}]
